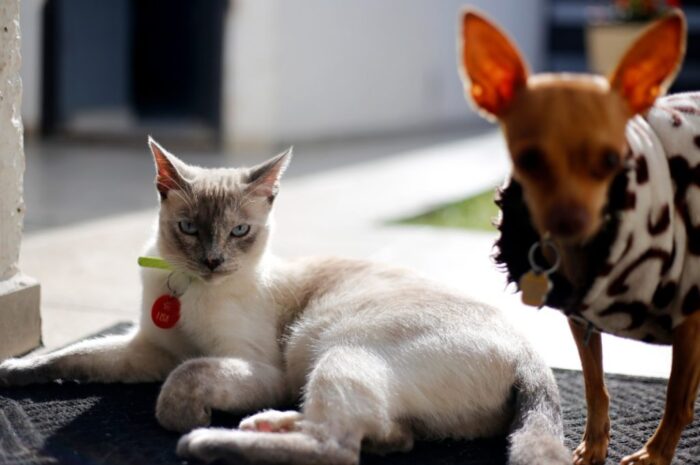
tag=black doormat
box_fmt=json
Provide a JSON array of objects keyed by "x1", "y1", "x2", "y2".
[{"x1": 1, "y1": 329, "x2": 700, "y2": 464}]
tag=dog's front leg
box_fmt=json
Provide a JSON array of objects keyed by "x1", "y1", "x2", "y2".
[
  {"x1": 621, "y1": 312, "x2": 700, "y2": 465},
  {"x1": 570, "y1": 319, "x2": 610, "y2": 465}
]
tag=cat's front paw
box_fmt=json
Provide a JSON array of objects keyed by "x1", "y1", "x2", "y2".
[
  {"x1": 0, "y1": 358, "x2": 47, "y2": 387},
  {"x1": 156, "y1": 384, "x2": 212, "y2": 432},
  {"x1": 156, "y1": 361, "x2": 214, "y2": 432}
]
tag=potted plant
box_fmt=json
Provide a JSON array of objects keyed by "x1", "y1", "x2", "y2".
[{"x1": 585, "y1": 0, "x2": 682, "y2": 75}]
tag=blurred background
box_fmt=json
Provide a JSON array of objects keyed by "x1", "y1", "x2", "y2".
[
  {"x1": 21, "y1": 0, "x2": 700, "y2": 231},
  {"x1": 14, "y1": 0, "x2": 700, "y2": 373}
]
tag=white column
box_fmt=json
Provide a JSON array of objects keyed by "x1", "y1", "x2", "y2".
[{"x1": 0, "y1": 0, "x2": 41, "y2": 359}]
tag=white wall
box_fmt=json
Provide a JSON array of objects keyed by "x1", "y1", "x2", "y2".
[
  {"x1": 224, "y1": 0, "x2": 279, "y2": 147},
  {"x1": 225, "y1": 0, "x2": 546, "y2": 147},
  {"x1": 18, "y1": 1, "x2": 547, "y2": 145}
]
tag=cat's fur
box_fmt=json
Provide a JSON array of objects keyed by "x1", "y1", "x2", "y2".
[{"x1": 0, "y1": 139, "x2": 569, "y2": 465}]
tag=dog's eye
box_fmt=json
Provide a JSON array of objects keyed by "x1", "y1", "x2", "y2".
[
  {"x1": 515, "y1": 148, "x2": 545, "y2": 175},
  {"x1": 603, "y1": 150, "x2": 621, "y2": 170},
  {"x1": 593, "y1": 149, "x2": 622, "y2": 179}
]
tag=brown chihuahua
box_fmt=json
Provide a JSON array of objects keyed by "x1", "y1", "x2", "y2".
[{"x1": 460, "y1": 8, "x2": 700, "y2": 465}]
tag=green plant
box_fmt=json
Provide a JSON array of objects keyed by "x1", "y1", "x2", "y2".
[
  {"x1": 394, "y1": 189, "x2": 499, "y2": 231},
  {"x1": 614, "y1": 0, "x2": 681, "y2": 21}
]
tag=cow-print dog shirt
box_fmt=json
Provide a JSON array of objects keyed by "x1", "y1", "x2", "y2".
[{"x1": 495, "y1": 92, "x2": 700, "y2": 344}]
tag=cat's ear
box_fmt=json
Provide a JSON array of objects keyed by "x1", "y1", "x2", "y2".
[
  {"x1": 148, "y1": 136, "x2": 189, "y2": 200},
  {"x1": 245, "y1": 147, "x2": 293, "y2": 202}
]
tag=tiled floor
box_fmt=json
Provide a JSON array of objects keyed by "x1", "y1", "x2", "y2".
[{"x1": 18, "y1": 126, "x2": 673, "y2": 378}]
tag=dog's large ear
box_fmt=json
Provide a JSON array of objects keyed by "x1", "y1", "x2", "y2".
[
  {"x1": 609, "y1": 10, "x2": 686, "y2": 115},
  {"x1": 459, "y1": 10, "x2": 529, "y2": 120}
]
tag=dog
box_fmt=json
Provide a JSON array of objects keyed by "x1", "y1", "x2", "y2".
[{"x1": 459, "y1": 8, "x2": 700, "y2": 465}]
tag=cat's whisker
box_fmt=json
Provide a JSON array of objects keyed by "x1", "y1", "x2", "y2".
[
  {"x1": 160, "y1": 173, "x2": 190, "y2": 196},
  {"x1": 170, "y1": 189, "x2": 196, "y2": 212}
]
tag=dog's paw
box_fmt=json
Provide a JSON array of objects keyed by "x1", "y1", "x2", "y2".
[
  {"x1": 620, "y1": 447, "x2": 672, "y2": 465},
  {"x1": 239, "y1": 410, "x2": 303, "y2": 433},
  {"x1": 573, "y1": 438, "x2": 608, "y2": 465},
  {"x1": 156, "y1": 362, "x2": 215, "y2": 432}
]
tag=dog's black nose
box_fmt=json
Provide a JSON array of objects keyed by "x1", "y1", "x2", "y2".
[
  {"x1": 547, "y1": 205, "x2": 589, "y2": 237},
  {"x1": 203, "y1": 257, "x2": 224, "y2": 271}
]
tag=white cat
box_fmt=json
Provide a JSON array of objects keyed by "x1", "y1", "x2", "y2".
[{"x1": 0, "y1": 138, "x2": 569, "y2": 465}]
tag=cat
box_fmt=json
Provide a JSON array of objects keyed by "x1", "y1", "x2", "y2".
[{"x1": 0, "y1": 138, "x2": 569, "y2": 465}]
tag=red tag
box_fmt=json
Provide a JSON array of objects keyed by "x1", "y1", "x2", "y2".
[{"x1": 151, "y1": 294, "x2": 181, "y2": 329}]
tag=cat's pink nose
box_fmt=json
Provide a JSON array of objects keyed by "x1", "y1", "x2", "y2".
[{"x1": 203, "y1": 257, "x2": 224, "y2": 271}]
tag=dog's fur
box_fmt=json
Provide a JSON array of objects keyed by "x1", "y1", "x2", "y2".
[{"x1": 460, "y1": 8, "x2": 700, "y2": 465}]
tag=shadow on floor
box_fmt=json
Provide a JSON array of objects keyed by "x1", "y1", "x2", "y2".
[{"x1": 3, "y1": 368, "x2": 700, "y2": 464}]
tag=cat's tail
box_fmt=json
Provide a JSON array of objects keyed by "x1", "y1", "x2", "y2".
[{"x1": 507, "y1": 350, "x2": 571, "y2": 465}]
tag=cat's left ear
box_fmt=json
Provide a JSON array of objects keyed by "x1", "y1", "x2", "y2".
[
  {"x1": 245, "y1": 147, "x2": 293, "y2": 202},
  {"x1": 148, "y1": 136, "x2": 189, "y2": 200}
]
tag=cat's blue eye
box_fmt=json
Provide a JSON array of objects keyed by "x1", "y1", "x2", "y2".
[
  {"x1": 178, "y1": 220, "x2": 198, "y2": 235},
  {"x1": 231, "y1": 224, "x2": 250, "y2": 237}
]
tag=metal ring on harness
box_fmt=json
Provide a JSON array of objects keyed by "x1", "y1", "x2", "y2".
[{"x1": 527, "y1": 238, "x2": 561, "y2": 275}]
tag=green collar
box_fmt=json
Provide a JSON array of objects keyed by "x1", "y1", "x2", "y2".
[
  {"x1": 137, "y1": 256, "x2": 173, "y2": 271},
  {"x1": 138, "y1": 256, "x2": 194, "y2": 297}
]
